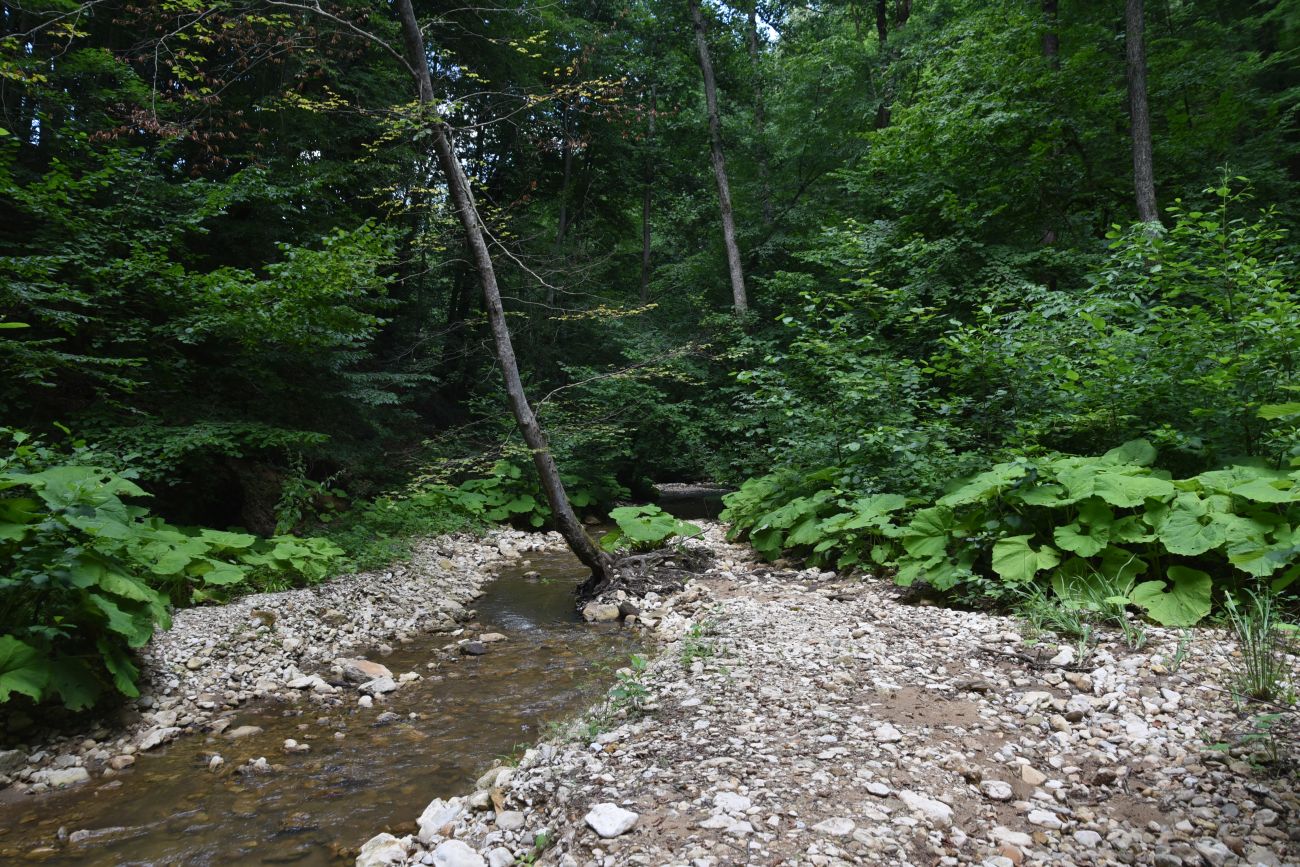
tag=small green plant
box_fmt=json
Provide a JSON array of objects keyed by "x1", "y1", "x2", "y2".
[
  {"x1": 519, "y1": 830, "x2": 554, "y2": 864},
  {"x1": 608, "y1": 654, "x2": 650, "y2": 712},
  {"x1": 1168, "y1": 629, "x2": 1195, "y2": 673},
  {"x1": 599, "y1": 505, "x2": 701, "y2": 553},
  {"x1": 274, "y1": 453, "x2": 345, "y2": 535},
  {"x1": 1224, "y1": 591, "x2": 1296, "y2": 704},
  {"x1": 680, "y1": 620, "x2": 717, "y2": 669}
]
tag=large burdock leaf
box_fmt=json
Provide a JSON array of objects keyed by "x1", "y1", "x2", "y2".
[
  {"x1": 1130, "y1": 567, "x2": 1212, "y2": 627},
  {"x1": 1101, "y1": 439, "x2": 1157, "y2": 467},
  {"x1": 938, "y1": 462, "x2": 1030, "y2": 507},
  {"x1": 1057, "y1": 465, "x2": 1175, "y2": 507},
  {"x1": 1156, "y1": 494, "x2": 1227, "y2": 556},
  {"x1": 1053, "y1": 498, "x2": 1114, "y2": 557},
  {"x1": 0, "y1": 636, "x2": 48, "y2": 703},
  {"x1": 1231, "y1": 477, "x2": 1300, "y2": 504},
  {"x1": 901, "y1": 507, "x2": 957, "y2": 560},
  {"x1": 991, "y1": 535, "x2": 1060, "y2": 584}
]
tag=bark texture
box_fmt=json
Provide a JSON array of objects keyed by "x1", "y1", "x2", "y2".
[
  {"x1": 640, "y1": 85, "x2": 656, "y2": 304},
  {"x1": 395, "y1": 0, "x2": 611, "y2": 587},
  {"x1": 747, "y1": 3, "x2": 773, "y2": 226},
  {"x1": 690, "y1": 0, "x2": 749, "y2": 313},
  {"x1": 1124, "y1": 0, "x2": 1160, "y2": 223}
]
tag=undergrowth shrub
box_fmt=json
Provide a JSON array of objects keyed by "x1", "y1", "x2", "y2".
[
  {"x1": 600, "y1": 505, "x2": 701, "y2": 553},
  {"x1": 0, "y1": 430, "x2": 342, "y2": 710},
  {"x1": 723, "y1": 439, "x2": 1300, "y2": 627}
]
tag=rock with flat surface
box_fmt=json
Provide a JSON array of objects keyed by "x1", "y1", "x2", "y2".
[
  {"x1": 338, "y1": 658, "x2": 392, "y2": 683},
  {"x1": 584, "y1": 803, "x2": 638, "y2": 838},
  {"x1": 359, "y1": 676, "x2": 398, "y2": 695},
  {"x1": 812, "y1": 817, "x2": 856, "y2": 836},
  {"x1": 495, "y1": 810, "x2": 525, "y2": 831},
  {"x1": 432, "y1": 839, "x2": 486, "y2": 867},
  {"x1": 418, "y1": 798, "x2": 466, "y2": 844},
  {"x1": 581, "y1": 603, "x2": 621, "y2": 623},
  {"x1": 356, "y1": 833, "x2": 409, "y2": 867},
  {"x1": 899, "y1": 791, "x2": 954, "y2": 827},
  {"x1": 137, "y1": 726, "x2": 182, "y2": 751},
  {"x1": 40, "y1": 767, "x2": 90, "y2": 787}
]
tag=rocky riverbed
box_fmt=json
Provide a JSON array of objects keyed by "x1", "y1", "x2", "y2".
[
  {"x1": 368, "y1": 524, "x2": 1298, "y2": 867},
  {"x1": 0, "y1": 528, "x2": 556, "y2": 796}
]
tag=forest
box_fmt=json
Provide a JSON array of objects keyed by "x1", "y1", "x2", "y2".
[{"x1": 2, "y1": 0, "x2": 1299, "y2": 713}]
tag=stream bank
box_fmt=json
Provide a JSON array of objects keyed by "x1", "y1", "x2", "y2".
[
  {"x1": 374, "y1": 523, "x2": 1298, "y2": 867},
  {"x1": 2, "y1": 529, "x2": 527, "y2": 796},
  {"x1": 0, "y1": 530, "x2": 650, "y2": 867}
]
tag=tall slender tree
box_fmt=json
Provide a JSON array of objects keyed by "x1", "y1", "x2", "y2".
[
  {"x1": 746, "y1": 1, "x2": 773, "y2": 226},
  {"x1": 393, "y1": 0, "x2": 611, "y2": 586},
  {"x1": 1124, "y1": 0, "x2": 1160, "y2": 223},
  {"x1": 690, "y1": 0, "x2": 749, "y2": 313},
  {"x1": 641, "y1": 84, "x2": 657, "y2": 304}
]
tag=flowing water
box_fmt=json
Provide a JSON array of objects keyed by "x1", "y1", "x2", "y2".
[{"x1": 0, "y1": 551, "x2": 640, "y2": 865}]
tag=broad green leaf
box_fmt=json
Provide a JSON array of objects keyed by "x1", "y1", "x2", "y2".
[
  {"x1": 1258, "y1": 402, "x2": 1300, "y2": 420},
  {"x1": 199, "y1": 529, "x2": 256, "y2": 550},
  {"x1": 991, "y1": 535, "x2": 1060, "y2": 583},
  {"x1": 1156, "y1": 495, "x2": 1227, "y2": 556},
  {"x1": 1054, "y1": 521, "x2": 1109, "y2": 557},
  {"x1": 1057, "y1": 464, "x2": 1174, "y2": 507},
  {"x1": 87, "y1": 594, "x2": 154, "y2": 647},
  {"x1": 1098, "y1": 546, "x2": 1150, "y2": 585},
  {"x1": 1194, "y1": 463, "x2": 1279, "y2": 494},
  {"x1": 1053, "y1": 498, "x2": 1114, "y2": 556},
  {"x1": 47, "y1": 659, "x2": 103, "y2": 711},
  {"x1": 938, "y1": 462, "x2": 1029, "y2": 506},
  {"x1": 785, "y1": 515, "x2": 823, "y2": 547},
  {"x1": 0, "y1": 636, "x2": 48, "y2": 703},
  {"x1": 1231, "y1": 477, "x2": 1300, "y2": 504},
  {"x1": 196, "y1": 559, "x2": 248, "y2": 586},
  {"x1": 1101, "y1": 439, "x2": 1157, "y2": 467},
  {"x1": 504, "y1": 494, "x2": 537, "y2": 513},
  {"x1": 1130, "y1": 567, "x2": 1213, "y2": 627},
  {"x1": 900, "y1": 507, "x2": 955, "y2": 560},
  {"x1": 97, "y1": 638, "x2": 140, "y2": 697},
  {"x1": 1014, "y1": 484, "x2": 1066, "y2": 506}
]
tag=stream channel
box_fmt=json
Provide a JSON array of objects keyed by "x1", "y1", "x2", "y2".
[{"x1": 0, "y1": 551, "x2": 641, "y2": 865}]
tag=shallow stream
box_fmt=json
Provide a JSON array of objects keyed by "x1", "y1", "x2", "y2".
[{"x1": 0, "y1": 551, "x2": 639, "y2": 865}]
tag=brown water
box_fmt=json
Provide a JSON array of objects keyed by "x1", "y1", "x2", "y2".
[{"x1": 0, "y1": 552, "x2": 639, "y2": 866}]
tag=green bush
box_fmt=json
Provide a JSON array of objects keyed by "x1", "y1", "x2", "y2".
[
  {"x1": 0, "y1": 431, "x2": 342, "y2": 709},
  {"x1": 451, "y1": 460, "x2": 628, "y2": 529},
  {"x1": 322, "y1": 485, "x2": 486, "y2": 572},
  {"x1": 600, "y1": 505, "x2": 701, "y2": 553},
  {"x1": 724, "y1": 440, "x2": 1300, "y2": 627}
]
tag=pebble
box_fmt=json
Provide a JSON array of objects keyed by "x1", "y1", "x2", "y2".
[{"x1": 812, "y1": 817, "x2": 856, "y2": 836}]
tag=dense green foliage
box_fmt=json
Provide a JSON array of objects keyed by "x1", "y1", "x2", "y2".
[
  {"x1": 3, "y1": 0, "x2": 1299, "y2": 707},
  {"x1": 600, "y1": 505, "x2": 702, "y2": 553},
  {"x1": 724, "y1": 440, "x2": 1300, "y2": 626},
  {"x1": 0, "y1": 432, "x2": 341, "y2": 709}
]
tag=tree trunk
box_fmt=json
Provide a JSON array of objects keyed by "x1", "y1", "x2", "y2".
[
  {"x1": 549, "y1": 106, "x2": 573, "y2": 309},
  {"x1": 395, "y1": 0, "x2": 611, "y2": 587},
  {"x1": 747, "y1": 3, "x2": 773, "y2": 226},
  {"x1": 874, "y1": 0, "x2": 890, "y2": 128},
  {"x1": 640, "y1": 85, "x2": 656, "y2": 305},
  {"x1": 690, "y1": 0, "x2": 748, "y2": 314},
  {"x1": 1042, "y1": 0, "x2": 1060, "y2": 251},
  {"x1": 1042, "y1": 0, "x2": 1060, "y2": 70},
  {"x1": 1124, "y1": 0, "x2": 1159, "y2": 224}
]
